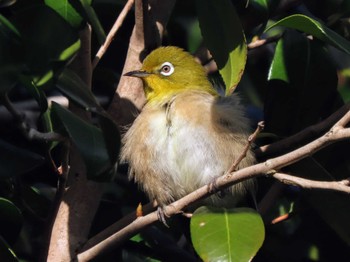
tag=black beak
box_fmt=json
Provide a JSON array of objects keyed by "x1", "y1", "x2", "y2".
[{"x1": 124, "y1": 70, "x2": 151, "y2": 78}]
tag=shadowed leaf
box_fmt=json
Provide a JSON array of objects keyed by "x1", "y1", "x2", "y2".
[{"x1": 196, "y1": 0, "x2": 247, "y2": 95}]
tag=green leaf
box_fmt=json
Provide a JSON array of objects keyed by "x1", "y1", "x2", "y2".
[
  {"x1": 41, "y1": 109, "x2": 59, "y2": 150},
  {"x1": 51, "y1": 102, "x2": 110, "y2": 179},
  {"x1": 267, "y1": 35, "x2": 288, "y2": 82},
  {"x1": 0, "y1": 14, "x2": 20, "y2": 36},
  {"x1": 69, "y1": 0, "x2": 106, "y2": 44},
  {"x1": 265, "y1": 14, "x2": 350, "y2": 55},
  {"x1": 187, "y1": 20, "x2": 202, "y2": 53},
  {"x1": 19, "y1": 75, "x2": 48, "y2": 113},
  {"x1": 190, "y1": 206, "x2": 265, "y2": 262},
  {"x1": 265, "y1": 30, "x2": 341, "y2": 136},
  {"x1": 0, "y1": 139, "x2": 45, "y2": 178},
  {"x1": 0, "y1": 198, "x2": 22, "y2": 245},
  {"x1": 45, "y1": 0, "x2": 83, "y2": 28},
  {"x1": 196, "y1": 0, "x2": 247, "y2": 95},
  {"x1": 56, "y1": 69, "x2": 100, "y2": 110}
]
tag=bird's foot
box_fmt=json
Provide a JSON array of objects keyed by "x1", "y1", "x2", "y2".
[
  {"x1": 157, "y1": 206, "x2": 170, "y2": 227},
  {"x1": 208, "y1": 176, "x2": 219, "y2": 194},
  {"x1": 208, "y1": 176, "x2": 227, "y2": 198}
]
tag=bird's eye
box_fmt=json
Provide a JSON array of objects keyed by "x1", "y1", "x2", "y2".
[{"x1": 160, "y1": 62, "x2": 174, "y2": 76}]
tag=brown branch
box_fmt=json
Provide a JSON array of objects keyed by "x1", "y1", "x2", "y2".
[
  {"x1": 247, "y1": 34, "x2": 281, "y2": 50},
  {"x1": 227, "y1": 121, "x2": 264, "y2": 172},
  {"x1": 271, "y1": 212, "x2": 295, "y2": 225},
  {"x1": 92, "y1": 0, "x2": 135, "y2": 69},
  {"x1": 272, "y1": 172, "x2": 350, "y2": 193},
  {"x1": 76, "y1": 106, "x2": 350, "y2": 261},
  {"x1": 46, "y1": 25, "x2": 105, "y2": 262},
  {"x1": 107, "y1": 0, "x2": 176, "y2": 126}
]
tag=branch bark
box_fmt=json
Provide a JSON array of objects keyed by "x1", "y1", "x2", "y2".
[
  {"x1": 46, "y1": 25, "x2": 105, "y2": 262},
  {"x1": 107, "y1": 0, "x2": 176, "y2": 126}
]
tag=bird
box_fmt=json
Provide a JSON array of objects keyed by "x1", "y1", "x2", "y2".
[{"x1": 121, "y1": 46, "x2": 256, "y2": 212}]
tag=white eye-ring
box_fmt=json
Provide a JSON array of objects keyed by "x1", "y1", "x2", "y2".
[{"x1": 160, "y1": 62, "x2": 174, "y2": 76}]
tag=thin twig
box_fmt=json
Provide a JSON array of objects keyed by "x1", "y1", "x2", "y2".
[
  {"x1": 271, "y1": 212, "x2": 295, "y2": 225},
  {"x1": 227, "y1": 121, "x2": 264, "y2": 173},
  {"x1": 27, "y1": 128, "x2": 65, "y2": 142},
  {"x1": 272, "y1": 172, "x2": 350, "y2": 193},
  {"x1": 247, "y1": 34, "x2": 281, "y2": 50},
  {"x1": 92, "y1": 0, "x2": 135, "y2": 69}
]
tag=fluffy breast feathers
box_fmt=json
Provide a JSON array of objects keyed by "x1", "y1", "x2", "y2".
[{"x1": 120, "y1": 91, "x2": 255, "y2": 206}]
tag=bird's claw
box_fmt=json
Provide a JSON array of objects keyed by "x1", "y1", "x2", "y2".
[
  {"x1": 208, "y1": 176, "x2": 226, "y2": 198},
  {"x1": 157, "y1": 206, "x2": 170, "y2": 227},
  {"x1": 208, "y1": 176, "x2": 219, "y2": 194}
]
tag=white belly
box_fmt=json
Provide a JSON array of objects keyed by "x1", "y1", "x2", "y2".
[{"x1": 146, "y1": 110, "x2": 224, "y2": 199}]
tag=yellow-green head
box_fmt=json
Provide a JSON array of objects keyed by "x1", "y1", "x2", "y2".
[{"x1": 124, "y1": 46, "x2": 218, "y2": 105}]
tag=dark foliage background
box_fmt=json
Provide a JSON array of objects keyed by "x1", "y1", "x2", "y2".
[{"x1": 1, "y1": 0, "x2": 350, "y2": 261}]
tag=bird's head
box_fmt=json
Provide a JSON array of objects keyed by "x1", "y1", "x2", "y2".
[{"x1": 124, "y1": 46, "x2": 217, "y2": 105}]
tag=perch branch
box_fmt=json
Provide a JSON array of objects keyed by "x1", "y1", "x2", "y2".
[
  {"x1": 227, "y1": 121, "x2": 264, "y2": 172},
  {"x1": 76, "y1": 105, "x2": 350, "y2": 261}
]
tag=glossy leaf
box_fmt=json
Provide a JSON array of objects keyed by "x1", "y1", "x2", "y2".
[
  {"x1": 268, "y1": 36, "x2": 288, "y2": 82},
  {"x1": 0, "y1": 198, "x2": 22, "y2": 244},
  {"x1": 51, "y1": 102, "x2": 110, "y2": 179},
  {"x1": 69, "y1": 0, "x2": 106, "y2": 44},
  {"x1": 56, "y1": 69, "x2": 100, "y2": 110},
  {"x1": 265, "y1": 30, "x2": 341, "y2": 136},
  {"x1": 45, "y1": 0, "x2": 83, "y2": 28},
  {"x1": 191, "y1": 206, "x2": 265, "y2": 262},
  {"x1": 196, "y1": 0, "x2": 247, "y2": 95},
  {"x1": 0, "y1": 139, "x2": 45, "y2": 178},
  {"x1": 19, "y1": 75, "x2": 48, "y2": 113},
  {"x1": 266, "y1": 14, "x2": 350, "y2": 55}
]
